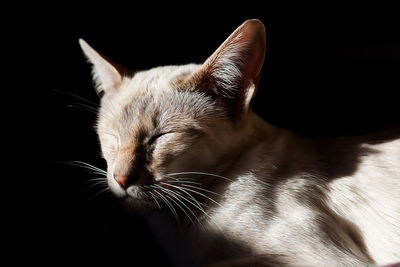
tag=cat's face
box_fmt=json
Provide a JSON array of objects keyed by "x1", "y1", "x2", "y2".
[
  {"x1": 80, "y1": 19, "x2": 266, "y2": 212},
  {"x1": 97, "y1": 65, "x2": 241, "y2": 210}
]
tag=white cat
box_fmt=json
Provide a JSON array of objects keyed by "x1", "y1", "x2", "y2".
[{"x1": 79, "y1": 19, "x2": 400, "y2": 266}]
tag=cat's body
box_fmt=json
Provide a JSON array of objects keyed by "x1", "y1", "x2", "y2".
[
  {"x1": 149, "y1": 109, "x2": 400, "y2": 266},
  {"x1": 79, "y1": 19, "x2": 400, "y2": 266}
]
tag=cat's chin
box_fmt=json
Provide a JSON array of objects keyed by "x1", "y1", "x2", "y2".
[
  {"x1": 121, "y1": 197, "x2": 155, "y2": 215},
  {"x1": 119, "y1": 186, "x2": 157, "y2": 215}
]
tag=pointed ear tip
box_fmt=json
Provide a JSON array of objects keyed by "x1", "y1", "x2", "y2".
[
  {"x1": 242, "y1": 19, "x2": 266, "y2": 45},
  {"x1": 246, "y1": 18, "x2": 263, "y2": 24},
  {"x1": 244, "y1": 19, "x2": 266, "y2": 32},
  {"x1": 78, "y1": 38, "x2": 89, "y2": 49}
]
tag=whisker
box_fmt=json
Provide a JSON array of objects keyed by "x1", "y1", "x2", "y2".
[
  {"x1": 154, "y1": 185, "x2": 200, "y2": 224},
  {"x1": 170, "y1": 177, "x2": 197, "y2": 181},
  {"x1": 147, "y1": 191, "x2": 161, "y2": 210},
  {"x1": 67, "y1": 103, "x2": 98, "y2": 114},
  {"x1": 161, "y1": 183, "x2": 224, "y2": 233},
  {"x1": 86, "y1": 177, "x2": 107, "y2": 182},
  {"x1": 176, "y1": 184, "x2": 220, "y2": 196},
  {"x1": 158, "y1": 185, "x2": 205, "y2": 228},
  {"x1": 86, "y1": 180, "x2": 108, "y2": 189},
  {"x1": 168, "y1": 179, "x2": 202, "y2": 185},
  {"x1": 89, "y1": 187, "x2": 112, "y2": 201},
  {"x1": 161, "y1": 183, "x2": 207, "y2": 210},
  {"x1": 253, "y1": 177, "x2": 269, "y2": 187},
  {"x1": 54, "y1": 89, "x2": 99, "y2": 107},
  {"x1": 66, "y1": 161, "x2": 107, "y2": 175},
  {"x1": 152, "y1": 185, "x2": 195, "y2": 225},
  {"x1": 85, "y1": 177, "x2": 108, "y2": 188},
  {"x1": 161, "y1": 182, "x2": 222, "y2": 208},
  {"x1": 163, "y1": 188, "x2": 209, "y2": 230},
  {"x1": 166, "y1": 171, "x2": 232, "y2": 182},
  {"x1": 152, "y1": 188, "x2": 179, "y2": 221}
]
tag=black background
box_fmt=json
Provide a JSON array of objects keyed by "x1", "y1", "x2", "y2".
[{"x1": 6, "y1": 1, "x2": 400, "y2": 266}]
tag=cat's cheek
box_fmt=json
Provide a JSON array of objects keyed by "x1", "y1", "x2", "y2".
[
  {"x1": 156, "y1": 148, "x2": 208, "y2": 177},
  {"x1": 148, "y1": 142, "x2": 184, "y2": 173},
  {"x1": 180, "y1": 141, "x2": 217, "y2": 168},
  {"x1": 99, "y1": 134, "x2": 119, "y2": 159}
]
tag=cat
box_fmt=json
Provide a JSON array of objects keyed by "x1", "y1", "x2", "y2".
[{"x1": 79, "y1": 19, "x2": 400, "y2": 266}]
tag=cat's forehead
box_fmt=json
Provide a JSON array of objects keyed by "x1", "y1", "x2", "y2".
[
  {"x1": 117, "y1": 91, "x2": 206, "y2": 139},
  {"x1": 99, "y1": 64, "x2": 220, "y2": 139},
  {"x1": 127, "y1": 64, "x2": 201, "y2": 94},
  {"x1": 118, "y1": 64, "x2": 204, "y2": 115}
]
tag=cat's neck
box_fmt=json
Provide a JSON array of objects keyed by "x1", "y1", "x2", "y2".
[
  {"x1": 209, "y1": 111, "x2": 278, "y2": 178},
  {"x1": 231, "y1": 110, "x2": 292, "y2": 163},
  {"x1": 245, "y1": 110, "x2": 281, "y2": 144},
  {"x1": 221, "y1": 111, "x2": 311, "y2": 184}
]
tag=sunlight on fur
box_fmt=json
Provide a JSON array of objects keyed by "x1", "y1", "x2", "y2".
[{"x1": 79, "y1": 19, "x2": 400, "y2": 266}]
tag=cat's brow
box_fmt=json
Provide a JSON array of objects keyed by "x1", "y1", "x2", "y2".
[
  {"x1": 135, "y1": 128, "x2": 147, "y2": 142},
  {"x1": 151, "y1": 109, "x2": 161, "y2": 128}
]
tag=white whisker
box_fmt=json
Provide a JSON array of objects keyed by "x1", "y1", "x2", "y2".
[
  {"x1": 153, "y1": 185, "x2": 195, "y2": 225},
  {"x1": 162, "y1": 183, "x2": 207, "y2": 210},
  {"x1": 148, "y1": 191, "x2": 161, "y2": 210},
  {"x1": 177, "y1": 184, "x2": 220, "y2": 196},
  {"x1": 159, "y1": 185, "x2": 202, "y2": 221},
  {"x1": 161, "y1": 182, "x2": 222, "y2": 208},
  {"x1": 161, "y1": 183, "x2": 225, "y2": 234},
  {"x1": 152, "y1": 188, "x2": 179, "y2": 221},
  {"x1": 168, "y1": 179, "x2": 202, "y2": 185},
  {"x1": 67, "y1": 161, "x2": 107, "y2": 175},
  {"x1": 87, "y1": 180, "x2": 108, "y2": 189},
  {"x1": 89, "y1": 187, "x2": 112, "y2": 201},
  {"x1": 166, "y1": 171, "x2": 232, "y2": 181},
  {"x1": 86, "y1": 177, "x2": 107, "y2": 182},
  {"x1": 67, "y1": 103, "x2": 98, "y2": 114},
  {"x1": 54, "y1": 89, "x2": 99, "y2": 107}
]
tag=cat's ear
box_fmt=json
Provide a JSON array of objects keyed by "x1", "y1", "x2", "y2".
[
  {"x1": 79, "y1": 39, "x2": 124, "y2": 94},
  {"x1": 198, "y1": 19, "x2": 266, "y2": 116}
]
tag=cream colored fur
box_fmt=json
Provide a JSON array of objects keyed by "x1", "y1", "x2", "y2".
[{"x1": 80, "y1": 20, "x2": 400, "y2": 266}]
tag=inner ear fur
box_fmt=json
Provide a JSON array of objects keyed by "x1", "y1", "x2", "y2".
[
  {"x1": 79, "y1": 39, "x2": 133, "y2": 94},
  {"x1": 193, "y1": 19, "x2": 266, "y2": 117}
]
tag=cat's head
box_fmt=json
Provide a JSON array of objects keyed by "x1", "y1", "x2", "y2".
[{"x1": 80, "y1": 19, "x2": 266, "y2": 212}]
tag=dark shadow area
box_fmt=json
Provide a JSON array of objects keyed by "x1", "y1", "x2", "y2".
[{"x1": 5, "y1": 1, "x2": 400, "y2": 266}]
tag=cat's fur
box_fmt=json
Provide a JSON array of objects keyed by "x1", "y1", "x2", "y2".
[{"x1": 79, "y1": 19, "x2": 400, "y2": 266}]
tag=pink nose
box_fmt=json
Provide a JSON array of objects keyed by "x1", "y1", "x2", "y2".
[{"x1": 114, "y1": 174, "x2": 129, "y2": 188}]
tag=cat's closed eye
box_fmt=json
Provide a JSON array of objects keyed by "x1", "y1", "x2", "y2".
[
  {"x1": 100, "y1": 133, "x2": 120, "y2": 157},
  {"x1": 144, "y1": 133, "x2": 175, "y2": 160},
  {"x1": 147, "y1": 132, "x2": 173, "y2": 146}
]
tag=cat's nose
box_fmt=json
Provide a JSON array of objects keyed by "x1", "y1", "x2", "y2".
[
  {"x1": 114, "y1": 174, "x2": 129, "y2": 188},
  {"x1": 113, "y1": 168, "x2": 142, "y2": 188}
]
